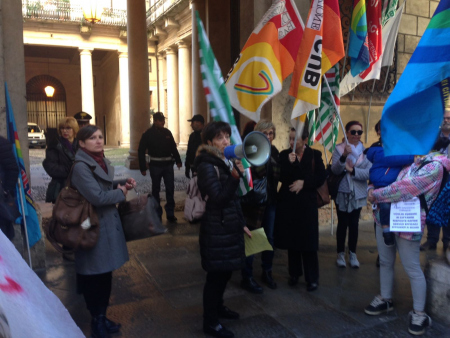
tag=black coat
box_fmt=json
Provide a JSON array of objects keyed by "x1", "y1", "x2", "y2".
[
  {"x1": 194, "y1": 145, "x2": 246, "y2": 272},
  {"x1": 274, "y1": 146, "x2": 327, "y2": 251},
  {"x1": 42, "y1": 137, "x2": 78, "y2": 203},
  {"x1": 0, "y1": 136, "x2": 19, "y2": 194},
  {"x1": 185, "y1": 130, "x2": 202, "y2": 173}
]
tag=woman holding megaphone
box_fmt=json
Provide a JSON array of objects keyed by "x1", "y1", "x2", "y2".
[
  {"x1": 274, "y1": 124, "x2": 327, "y2": 292},
  {"x1": 194, "y1": 121, "x2": 252, "y2": 338}
]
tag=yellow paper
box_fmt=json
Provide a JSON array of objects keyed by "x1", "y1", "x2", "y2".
[{"x1": 244, "y1": 228, "x2": 273, "y2": 257}]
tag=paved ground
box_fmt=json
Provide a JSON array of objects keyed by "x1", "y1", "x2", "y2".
[{"x1": 30, "y1": 149, "x2": 450, "y2": 337}]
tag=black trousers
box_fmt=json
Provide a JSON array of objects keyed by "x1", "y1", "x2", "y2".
[
  {"x1": 203, "y1": 271, "x2": 232, "y2": 326},
  {"x1": 336, "y1": 205, "x2": 362, "y2": 253},
  {"x1": 77, "y1": 272, "x2": 112, "y2": 317},
  {"x1": 149, "y1": 164, "x2": 175, "y2": 218},
  {"x1": 288, "y1": 249, "x2": 319, "y2": 283}
]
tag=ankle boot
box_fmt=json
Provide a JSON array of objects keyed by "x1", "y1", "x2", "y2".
[
  {"x1": 91, "y1": 315, "x2": 110, "y2": 338},
  {"x1": 99, "y1": 306, "x2": 121, "y2": 333}
]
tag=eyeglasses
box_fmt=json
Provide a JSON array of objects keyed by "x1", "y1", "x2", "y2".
[
  {"x1": 350, "y1": 130, "x2": 363, "y2": 136},
  {"x1": 60, "y1": 127, "x2": 72, "y2": 130},
  {"x1": 262, "y1": 131, "x2": 274, "y2": 136},
  {"x1": 443, "y1": 117, "x2": 450, "y2": 121}
]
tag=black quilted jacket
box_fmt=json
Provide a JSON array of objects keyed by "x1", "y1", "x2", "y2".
[{"x1": 194, "y1": 145, "x2": 246, "y2": 272}]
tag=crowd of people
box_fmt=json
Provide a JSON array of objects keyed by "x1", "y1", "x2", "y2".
[{"x1": 2, "y1": 110, "x2": 449, "y2": 338}]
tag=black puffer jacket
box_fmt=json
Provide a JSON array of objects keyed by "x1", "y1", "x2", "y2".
[
  {"x1": 0, "y1": 136, "x2": 19, "y2": 194},
  {"x1": 42, "y1": 137, "x2": 78, "y2": 203},
  {"x1": 194, "y1": 145, "x2": 246, "y2": 272}
]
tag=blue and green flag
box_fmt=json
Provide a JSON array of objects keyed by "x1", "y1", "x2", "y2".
[{"x1": 381, "y1": 0, "x2": 450, "y2": 156}]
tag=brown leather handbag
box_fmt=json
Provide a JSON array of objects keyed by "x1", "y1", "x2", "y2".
[
  {"x1": 118, "y1": 191, "x2": 167, "y2": 242},
  {"x1": 312, "y1": 156, "x2": 330, "y2": 208},
  {"x1": 45, "y1": 162, "x2": 99, "y2": 253}
]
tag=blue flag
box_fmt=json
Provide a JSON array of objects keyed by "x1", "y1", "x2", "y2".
[
  {"x1": 5, "y1": 83, "x2": 42, "y2": 247},
  {"x1": 381, "y1": 0, "x2": 450, "y2": 156}
]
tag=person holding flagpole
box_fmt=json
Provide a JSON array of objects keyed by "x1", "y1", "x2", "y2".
[
  {"x1": 331, "y1": 121, "x2": 372, "y2": 268},
  {"x1": 274, "y1": 123, "x2": 327, "y2": 292}
]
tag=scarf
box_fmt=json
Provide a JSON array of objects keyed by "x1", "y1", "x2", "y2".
[
  {"x1": 80, "y1": 148, "x2": 107, "y2": 173},
  {"x1": 60, "y1": 136, "x2": 76, "y2": 155},
  {"x1": 346, "y1": 142, "x2": 364, "y2": 167}
]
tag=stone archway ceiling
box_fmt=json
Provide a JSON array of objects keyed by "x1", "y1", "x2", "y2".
[{"x1": 26, "y1": 75, "x2": 66, "y2": 97}]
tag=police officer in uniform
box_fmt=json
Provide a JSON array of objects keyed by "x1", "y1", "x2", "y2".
[
  {"x1": 185, "y1": 114, "x2": 205, "y2": 178},
  {"x1": 73, "y1": 111, "x2": 92, "y2": 128},
  {"x1": 138, "y1": 112, "x2": 182, "y2": 222}
]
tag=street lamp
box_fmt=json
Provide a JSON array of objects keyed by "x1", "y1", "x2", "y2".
[
  {"x1": 82, "y1": 1, "x2": 104, "y2": 24},
  {"x1": 44, "y1": 86, "x2": 55, "y2": 97}
]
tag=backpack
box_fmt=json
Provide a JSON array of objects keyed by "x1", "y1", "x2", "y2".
[
  {"x1": 184, "y1": 175, "x2": 207, "y2": 222},
  {"x1": 417, "y1": 160, "x2": 450, "y2": 227},
  {"x1": 184, "y1": 166, "x2": 219, "y2": 222}
]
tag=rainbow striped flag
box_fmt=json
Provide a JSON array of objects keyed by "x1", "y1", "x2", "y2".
[
  {"x1": 225, "y1": 0, "x2": 304, "y2": 122},
  {"x1": 289, "y1": 0, "x2": 344, "y2": 133},
  {"x1": 5, "y1": 83, "x2": 41, "y2": 247},
  {"x1": 381, "y1": 0, "x2": 450, "y2": 156},
  {"x1": 348, "y1": 0, "x2": 369, "y2": 76},
  {"x1": 196, "y1": 12, "x2": 252, "y2": 195}
]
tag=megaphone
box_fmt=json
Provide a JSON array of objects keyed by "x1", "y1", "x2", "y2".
[{"x1": 224, "y1": 131, "x2": 271, "y2": 166}]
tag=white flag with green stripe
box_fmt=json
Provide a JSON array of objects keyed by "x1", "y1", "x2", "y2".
[
  {"x1": 196, "y1": 11, "x2": 252, "y2": 195},
  {"x1": 308, "y1": 64, "x2": 340, "y2": 153}
]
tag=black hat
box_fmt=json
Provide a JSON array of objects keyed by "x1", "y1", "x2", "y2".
[
  {"x1": 74, "y1": 111, "x2": 92, "y2": 121},
  {"x1": 188, "y1": 114, "x2": 205, "y2": 123},
  {"x1": 153, "y1": 112, "x2": 166, "y2": 121}
]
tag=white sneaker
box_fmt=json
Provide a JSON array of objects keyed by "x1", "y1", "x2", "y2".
[
  {"x1": 336, "y1": 252, "x2": 346, "y2": 267},
  {"x1": 349, "y1": 251, "x2": 360, "y2": 268}
]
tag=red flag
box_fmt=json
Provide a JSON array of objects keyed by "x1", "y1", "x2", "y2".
[{"x1": 359, "y1": 0, "x2": 382, "y2": 79}]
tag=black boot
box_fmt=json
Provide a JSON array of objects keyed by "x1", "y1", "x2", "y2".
[
  {"x1": 240, "y1": 277, "x2": 263, "y2": 294},
  {"x1": 99, "y1": 306, "x2": 121, "y2": 334},
  {"x1": 261, "y1": 270, "x2": 277, "y2": 289},
  {"x1": 91, "y1": 315, "x2": 110, "y2": 338}
]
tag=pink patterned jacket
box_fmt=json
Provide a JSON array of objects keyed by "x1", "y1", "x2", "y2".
[{"x1": 372, "y1": 153, "x2": 450, "y2": 241}]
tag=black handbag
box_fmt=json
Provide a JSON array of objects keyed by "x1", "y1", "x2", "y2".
[
  {"x1": 118, "y1": 192, "x2": 167, "y2": 242},
  {"x1": 240, "y1": 176, "x2": 268, "y2": 206},
  {"x1": 327, "y1": 164, "x2": 346, "y2": 200},
  {"x1": 0, "y1": 182, "x2": 20, "y2": 222}
]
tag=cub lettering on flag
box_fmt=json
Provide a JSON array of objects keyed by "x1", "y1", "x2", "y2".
[
  {"x1": 225, "y1": 0, "x2": 304, "y2": 122},
  {"x1": 289, "y1": 0, "x2": 344, "y2": 132}
]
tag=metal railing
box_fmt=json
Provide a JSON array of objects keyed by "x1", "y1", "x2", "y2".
[
  {"x1": 22, "y1": 0, "x2": 127, "y2": 27},
  {"x1": 146, "y1": 0, "x2": 185, "y2": 25}
]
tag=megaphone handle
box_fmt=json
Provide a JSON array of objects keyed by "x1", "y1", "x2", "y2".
[{"x1": 231, "y1": 159, "x2": 244, "y2": 179}]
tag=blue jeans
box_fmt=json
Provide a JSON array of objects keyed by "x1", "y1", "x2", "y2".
[
  {"x1": 149, "y1": 164, "x2": 175, "y2": 218},
  {"x1": 242, "y1": 204, "x2": 276, "y2": 278}
]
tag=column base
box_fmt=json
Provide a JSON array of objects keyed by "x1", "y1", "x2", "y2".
[
  {"x1": 425, "y1": 257, "x2": 450, "y2": 325},
  {"x1": 125, "y1": 156, "x2": 140, "y2": 170},
  {"x1": 120, "y1": 142, "x2": 130, "y2": 148}
]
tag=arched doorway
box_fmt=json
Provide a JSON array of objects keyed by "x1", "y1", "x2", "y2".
[{"x1": 26, "y1": 75, "x2": 67, "y2": 129}]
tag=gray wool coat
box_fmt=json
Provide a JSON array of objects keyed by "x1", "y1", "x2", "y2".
[{"x1": 71, "y1": 150, "x2": 129, "y2": 275}]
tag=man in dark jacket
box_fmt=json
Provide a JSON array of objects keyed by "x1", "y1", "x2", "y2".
[
  {"x1": 0, "y1": 136, "x2": 19, "y2": 240},
  {"x1": 185, "y1": 114, "x2": 204, "y2": 178},
  {"x1": 138, "y1": 112, "x2": 182, "y2": 222}
]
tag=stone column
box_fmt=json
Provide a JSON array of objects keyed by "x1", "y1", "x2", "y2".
[
  {"x1": 157, "y1": 53, "x2": 166, "y2": 114},
  {"x1": 126, "y1": 0, "x2": 150, "y2": 169},
  {"x1": 191, "y1": 0, "x2": 208, "y2": 122},
  {"x1": 177, "y1": 41, "x2": 191, "y2": 148},
  {"x1": 79, "y1": 48, "x2": 96, "y2": 123},
  {"x1": 118, "y1": 51, "x2": 130, "y2": 147},
  {"x1": 166, "y1": 47, "x2": 179, "y2": 143}
]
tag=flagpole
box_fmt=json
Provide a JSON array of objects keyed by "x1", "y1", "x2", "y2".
[
  {"x1": 18, "y1": 178, "x2": 32, "y2": 269},
  {"x1": 366, "y1": 79, "x2": 377, "y2": 143},
  {"x1": 293, "y1": 117, "x2": 301, "y2": 153},
  {"x1": 381, "y1": 65, "x2": 391, "y2": 93},
  {"x1": 318, "y1": 119, "x2": 334, "y2": 235},
  {"x1": 323, "y1": 75, "x2": 349, "y2": 144},
  {"x1": 341, "y1": 36, "x2": 351, "y2": 80}
]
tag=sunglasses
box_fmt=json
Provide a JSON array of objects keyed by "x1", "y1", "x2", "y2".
[{"x1": 350, "y1": 130, "x2": 363, "y2": 136}]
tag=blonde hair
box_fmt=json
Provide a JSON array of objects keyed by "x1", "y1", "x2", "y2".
[
  {"x1": 254, "y1": 120, "x2": 276, "y2": 139},
  {"x1": 57, "y1": 117, "x2": 79, "y2": 136}
]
